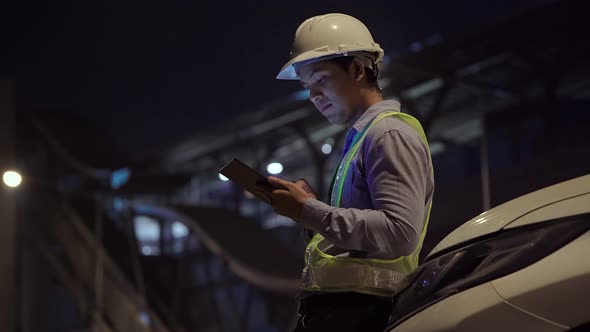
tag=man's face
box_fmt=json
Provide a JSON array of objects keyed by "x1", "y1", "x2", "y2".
[{"x1": 298, "y1": 60, "x2": 361, "y2": 126}]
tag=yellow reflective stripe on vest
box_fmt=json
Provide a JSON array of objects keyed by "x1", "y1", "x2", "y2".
[{"x1": 302, "y1": 111, "x2": 433, "y2": 296}]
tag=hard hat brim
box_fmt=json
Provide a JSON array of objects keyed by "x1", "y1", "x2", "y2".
[{"x1": 276, "y1": 46, "x2": 384, "y2": 80}]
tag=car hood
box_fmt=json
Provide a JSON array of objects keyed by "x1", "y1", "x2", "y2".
[{"x1": 428, "y1": 174, "x2": 590, "y2": 258}]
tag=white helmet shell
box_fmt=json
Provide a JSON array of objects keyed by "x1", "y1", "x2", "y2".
[{"x1": 277, "y1": 13, "x2": 384, "y2": 80}]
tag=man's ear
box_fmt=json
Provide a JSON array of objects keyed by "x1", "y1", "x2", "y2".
[{"x1": 350, "y1": 58, "x2": 366, "y2": 83}]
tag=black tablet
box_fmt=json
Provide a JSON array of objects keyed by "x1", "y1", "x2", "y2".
[{"x1": 219, "y1": 159, "x2": 273, "y2": 204}]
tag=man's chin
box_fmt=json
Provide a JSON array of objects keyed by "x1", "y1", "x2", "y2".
[
  {"x1": 324, "y1": 116, "x2": 347, "y2": 126},
  {"x1": 323, "y1": 114, "x2": 351, "y2": 126}
]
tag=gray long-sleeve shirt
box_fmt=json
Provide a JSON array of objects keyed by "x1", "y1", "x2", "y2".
[{"x1": 295, "y1": 100, "x2": 435, "y2": 260}]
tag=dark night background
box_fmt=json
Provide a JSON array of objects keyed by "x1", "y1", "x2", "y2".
[
  {"x1": 4, "y1": 1, "x2": 590, "y2": 332},
  {"x1": 2, "y1": 0, "x2": 544, "y2": 155}
]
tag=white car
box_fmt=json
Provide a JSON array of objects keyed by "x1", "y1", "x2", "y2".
[{"x1": 387, "y1": 174, "x2": 590, "y2": 332}]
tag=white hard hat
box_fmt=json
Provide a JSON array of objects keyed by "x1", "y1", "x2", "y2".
[{"x1": 277, "y1": 13, "x2": 384, "y2": 80}]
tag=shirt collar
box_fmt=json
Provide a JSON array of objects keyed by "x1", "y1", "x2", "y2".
[
  {"x1": 341, "y1": 99, "x2": 402, "y2": 155},
  {"x1": 351, "y1": 99, "x2": 402, "y2": 132}
]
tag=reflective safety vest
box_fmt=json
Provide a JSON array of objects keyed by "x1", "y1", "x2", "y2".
[{"x1": 301, "y1": 111, "x2": 433, "y2": 297}]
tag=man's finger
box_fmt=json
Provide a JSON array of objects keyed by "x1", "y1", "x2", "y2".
[
  {"x1": 294, "y1": 179, "x2": 313, "y2": 192},
  {"x1": 268, "y1": 189, "x2": 290, "y2": 197}
]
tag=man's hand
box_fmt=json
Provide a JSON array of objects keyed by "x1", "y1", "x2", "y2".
[
  {"x1": 258, "y1": 177, "x2": 317, "y2": 220},
  {"x1": 294, "y1": 178, "x2": 318, "y2": 200}
]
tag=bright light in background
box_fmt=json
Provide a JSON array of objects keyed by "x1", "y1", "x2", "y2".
[
  {"x1": 3, "y1": 170, "x2": 22, "y2": 188},
  {"x1": 219, "y1": 173, "x2": 229, "y2": 181},
  {"x1": 267, "y1": 162, "x2": 283, "y2": 175},
  {"x1": 171, "y1": 221, "x2": 189, "y2": 238},
  {"x1": 111, "y1": 167, "x2": 131, "y2": 189},
  {"x1": 134, "y1": 216, "x2": 160, "y2": 241},
  {"x1": 321, "y1": 143, "x2": 332, "y2": 155},
  {"x1": 141, "y1": 246, "x2": 153, "y2": 255},
  {"x1": 134, "y1": 215, "x2": 161, "y2": 256},
  {"x1": 139, "y1": 311, "x2": 151, "y2": 326},
  {"x1": 429, "y1": 141, "x2": 446, "y2": 155}
]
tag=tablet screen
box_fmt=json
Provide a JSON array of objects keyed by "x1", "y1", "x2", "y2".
[{"x1": 219, "y1": 159, "x2": 272, "y2": 204}]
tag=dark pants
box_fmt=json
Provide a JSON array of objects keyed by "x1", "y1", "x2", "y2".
[{"x1": 293, "y1": 292, "x2": 392, "y2": 332}]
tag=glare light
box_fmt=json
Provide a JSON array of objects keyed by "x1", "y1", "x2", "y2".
[
  {"x1": 429, "y1": 141, "x2": 446, "y2": 155},
  {"x1": 267, "y1": 162, "x2": 283, "y2": 175},
  {"x1": 321, "y1": 143, "x2": 333, "y2": 155},
  {"x1": 3, "y1": 170, "x2": 22, "y2": 188},
  {"x1": 139, "y1": 311, "x2": 151, "y2": 326},
  {"x1": 219, "y1": 173, "x2": 229, "y2": 181},
  {"x1": 171, "y1": 221, "x2": 189, "y2": 238},
  {"x1": 111, "y1": 167, "x2": 131, "y2": 189},
  {"x1": 141, "y1": 246, "x2": 153, "y2": 255},
  {"x1": 134, "y1": 216, "x2": 160, "y2": 241}
]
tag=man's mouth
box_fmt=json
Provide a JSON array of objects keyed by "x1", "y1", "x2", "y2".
[{"x1": 319, "y1": 103, "x2": 332, "y2": 112}]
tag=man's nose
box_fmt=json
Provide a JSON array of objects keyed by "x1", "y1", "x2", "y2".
[{"x1": 308, "y1": 87, "x2": 322, "y2": 102}]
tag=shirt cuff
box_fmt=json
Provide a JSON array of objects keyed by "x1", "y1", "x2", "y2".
[{"x1": 296, "y1": 198, "x2": 333, "y2": 233}]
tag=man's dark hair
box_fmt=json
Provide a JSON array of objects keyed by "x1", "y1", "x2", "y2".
[{"x1": 328, "y1": 56, "x2": 381, "y2": 91}]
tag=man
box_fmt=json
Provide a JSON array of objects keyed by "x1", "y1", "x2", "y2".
[{"x1": 260, "y1": 13, "x2": 435, "y2": 331}]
